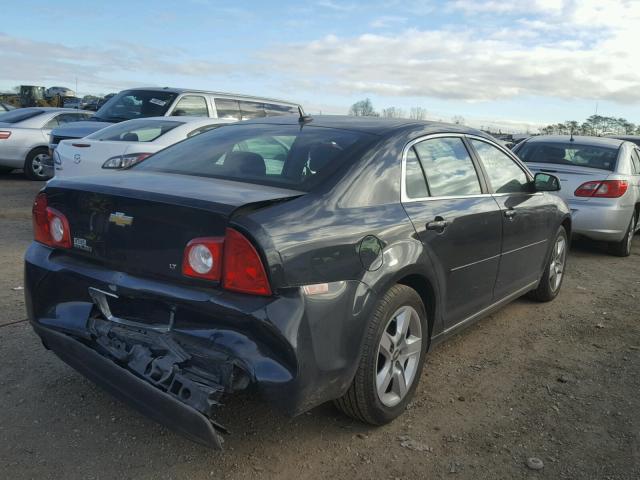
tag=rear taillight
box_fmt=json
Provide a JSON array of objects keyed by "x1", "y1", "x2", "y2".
[
  {"x1": 32, "y1": 193, "x2": 72, "y2": 248},
  {"x1": 182, "y1": 228, "x2": 272, "y2": 296},
  {"x1": 0, "y1": 131, "x2": 11, "y2": 140},
  {"x1": 575, "y1": 180, "x2": 628, "y2": 198},
  {"x1": 182, "y1": 237, "x2": 224, "y2": 281},
  {"x1": 102, "y1": 153, "x2": 153, "y2": 169}
]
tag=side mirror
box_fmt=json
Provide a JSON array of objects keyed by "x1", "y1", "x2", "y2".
[{"x1": 534, "y1": 172, "x2": 561, "y2": 192}]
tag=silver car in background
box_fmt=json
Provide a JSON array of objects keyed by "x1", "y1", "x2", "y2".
[
  {"x1": 514, "y1": 135, "x2": 640, "y2": 256},
  {"x1": 0, "y1": 108, "x2": 92, "y2": 180}
]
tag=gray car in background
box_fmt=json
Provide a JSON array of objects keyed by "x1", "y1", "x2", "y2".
[
  {"x1": 0, "y1": 108, "x2": 92, "y2": 179},
  {"x1": 514, "y1": 135, "x2": 640, "y2": 256}
]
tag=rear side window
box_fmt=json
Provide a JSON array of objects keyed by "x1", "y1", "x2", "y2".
[
  {"x1": 86, "y1": 119, "x2": 183, "y2": 142},
  {"x1": 214, "y1": 98, "x2": 241, "y2": 120},
  {"x1": 171, "y1": 96, "x2": 209, "y2": 116},
  {"x1": 0, "y1": 109, "x2": 44, "y2": 124},
  {"x1": 517, "y1": 142, "x2": 619, "y2": 171},
  {"x1": 44, "y1": 112, "x2": 89, "y2": 128},
  {"x1": 413, "y1": 137, "x2": 482, "y2": 197},
  {"x1": 405, "y1": 147, "x2": 429, "y2": 198},
  {"x1": 632, "y1": 150, "x2": 640, "y2": 174},
  {"x1": 471, "y1": 139, "x2": 529, "y2": 193},
  {"x1": 134, "y1": 124, "x2": 374, "y2": 192},
  {"x1": 239, "y1": 101, "x2": 266, "y2": 120}
]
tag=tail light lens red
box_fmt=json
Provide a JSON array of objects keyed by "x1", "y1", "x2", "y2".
[
  {"x1": 182, "y1": 237, "x2": 224, "y2": 281},
  {"x1": 182, "y1": 228, "x2": 272, "y2": 296},
  {"x1": 575, "y1": 180, "x2": 628, "y2": 198},
  {"x1": 32, "y1": 193, "x2": 72, "y2": 248}
]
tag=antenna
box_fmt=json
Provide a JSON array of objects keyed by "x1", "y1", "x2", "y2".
[
  {"x1": 570, "y1": 129, "x2": 574, "y2": 142},
  {"x1": 298, "y1": 106, "x2": 312, "y2": 124}
]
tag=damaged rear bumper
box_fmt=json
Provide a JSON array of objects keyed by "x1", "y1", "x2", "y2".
[
  {"x1": 24, "y1": 242, "x2": 375, "y2": 448},
  {"x1": 33, "y1": 323, "x2": 226, "y2": 448}
]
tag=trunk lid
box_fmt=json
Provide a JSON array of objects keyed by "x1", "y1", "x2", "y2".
[
  {"x1": 45, "y1": 171, "x2": 303, "y2": 282},
  {"x1": 525, "y1": 162, "x2": 613, "y2": 201},
  {"x1": 55, "y1": 140, "x2": 157, "y2": 177}
]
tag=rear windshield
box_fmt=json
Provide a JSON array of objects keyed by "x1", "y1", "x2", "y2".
[
  {"x1": 95, "y1": 90, "x2": 177, "y2": 122},
  {"x1": 517, "y1": 142, "x2": 619, "y2": 171},
  {"x1": 86, "y1": 119, "x2": 183, "y2": 142},
  {"x1": 134, "y1": 123, "x2": 374, "y2": 191},
  {"x1": 0, "y1": 108, "x2": 44, "y2": 124}
]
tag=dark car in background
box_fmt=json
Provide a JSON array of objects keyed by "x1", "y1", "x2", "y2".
[{"x1": 26, "y1": 116, "x2": 570, "y2": 448}]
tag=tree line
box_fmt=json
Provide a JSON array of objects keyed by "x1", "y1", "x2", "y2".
[{"x1": 539, "y1": 115, "x2": 639, "y2": 136}]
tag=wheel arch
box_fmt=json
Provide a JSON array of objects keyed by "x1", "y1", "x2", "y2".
[{"x1": 396, "y1": 273, "x2": 437, "y2": 343}]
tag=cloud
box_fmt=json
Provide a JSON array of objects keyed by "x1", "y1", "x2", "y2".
[
  {"x1": 261, "y1": 1, "x2": 640, "y2": 104},
  {"x1": 0, "y1": 33, "x2": 231, "y2": 93},
  {"x1": 370, "y1": 15, "x2": 408, "y2": 28}
]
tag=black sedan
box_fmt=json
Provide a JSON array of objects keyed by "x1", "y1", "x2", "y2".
[{"x1": 25, "y1": 115, "x2": 570, "y2": 448}]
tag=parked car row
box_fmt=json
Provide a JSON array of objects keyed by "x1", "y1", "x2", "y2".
[{"x1": 8, "y1": 85, "x2": 638, "y2": 450}]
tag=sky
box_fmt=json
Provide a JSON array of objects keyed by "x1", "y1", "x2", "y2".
[{"x1": 2, "y1": 0, "x2": 640, "y2": 132}]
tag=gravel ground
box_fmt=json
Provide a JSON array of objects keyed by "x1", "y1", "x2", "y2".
[{"x1": 0, "y1": 171, "x2": 638, "y2": 479}]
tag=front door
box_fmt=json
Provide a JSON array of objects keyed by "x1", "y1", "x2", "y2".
[
  {"x1": 401, "y1": 136, "x2": 502, "y2": 329},
  {"x1": 468, "y1": 138, "x2": 553, "y2": 299}
]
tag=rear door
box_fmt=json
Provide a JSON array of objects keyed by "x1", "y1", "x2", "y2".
[
  {"x1": 401, "y1": 135, "x2": 502, "y2": 328},
  {"x1": 468, "y1": 138, "x2": 552, "y2": 299}
]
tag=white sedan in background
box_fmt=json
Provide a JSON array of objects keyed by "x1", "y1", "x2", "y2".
[
  {"x1": 0, "y1": 107, "x2": 92, "y2": 179},
  {"x1": 53, "y1": 116, "x2": 235, "y2": 178}
]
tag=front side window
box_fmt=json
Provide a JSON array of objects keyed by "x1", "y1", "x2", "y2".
[
  {"x1": 516, "y1": 142, "x2": 619, "y2": 172},
  {"x1": 264, "y1": 103, "x2": 297, "y2": 116},
  {"x1": 134, "y1": 124, "x2": 374, "y2": 191},
  {"x1": 471, "y1": 139, "x2": 529, "y2": 193},
  {"x1": 95, "y1": 90, "x2": 177, "y2": 122},
  {"x1": 413, "y1": 137, "x2": 482, "y2": 197},
  {"x1": 171, "y1": 96, "x2": 209, "y2": 117},
  {"x1": 86, "y1": 119, "x2": 183, "y2": 142},
  {"x1": 214, "y1": 98, "x2": 241, "y2": 120}
]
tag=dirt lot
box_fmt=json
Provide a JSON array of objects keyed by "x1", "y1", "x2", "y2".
[{"x1": 0, "y1": 171, "x2": 638, "y2": 480}]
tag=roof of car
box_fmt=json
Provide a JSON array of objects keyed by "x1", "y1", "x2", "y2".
[
  {"x1": 525, "y1": 135, "x2": 624, "y2": 148},
  {"x1": 119, "y1": 116, "x2": 230, "y2": 124},
  {"x1": 238, "y1": 114, "x2": 491, "y2": 137},
  {"x1": 119, "y1": 87, "x2": 300, "y2": 107},
  {"x1": 6, "y1": 107, "x2": 90, "y2": 113},
  {"x1": 609, "y1": 135, "x2": 640, "y2": 141}
]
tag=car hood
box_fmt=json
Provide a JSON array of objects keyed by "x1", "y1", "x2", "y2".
[{"x1": 50, "y1": 120, "x2": 114, "y2": 139}]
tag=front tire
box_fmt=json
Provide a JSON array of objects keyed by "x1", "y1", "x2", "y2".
[
  {"x1": 528, "y1": 226, "x2": 568, "y2": 302},
  {"x1": 24, "y1": 147, "x2": 51, "y2": 181},
  {"x1": 334, "y1": 284, "x2": 428, "y2": 425},
  {"x1": 609, "y1": 214, "x2": 635, "y2": 257}
]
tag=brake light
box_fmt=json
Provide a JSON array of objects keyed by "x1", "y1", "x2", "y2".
[
  {"x1": 575, "y1": 180, "x2": 628, "y2": 198},
  {"x1": 102, "y1": 153, "x2": 152, "y2": 169},
  {"x1": 182, "y1": 228, "x2": 272, "y2": 296},
  {"x1": 32, "y1": 193, "x2": 72, "y2": 248},
  {"x1": 182, "y1": 237, "x2": 224, "y2": 280},
  {"x1": 0, "y1": 131, "x2": 11, "y2": 140}
]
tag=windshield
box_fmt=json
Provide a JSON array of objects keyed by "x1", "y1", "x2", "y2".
[
  {"x1": 86, "y1": 119, "x2": 184, "y2": 142},
  {"x1": 94, "y1": 90, "x2": 177, "y2": 122},
  {"x1": 134, "y1": 123, "x2": 375, "y2": 191},
  {"x1": 517, "y1": 142, "x2": 619, "y2": 171},
  {"x1": 0, "y1": 108, "x2": 44, "y2": 124}
]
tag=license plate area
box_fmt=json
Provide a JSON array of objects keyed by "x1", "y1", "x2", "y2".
[{"x1": 89, "y1": 287, "x2": 174, "y2": 332}]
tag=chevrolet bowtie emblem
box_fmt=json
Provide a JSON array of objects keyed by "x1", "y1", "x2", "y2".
[{"x1": 108, "y1": 212, "x2": 134, "y2": 227}]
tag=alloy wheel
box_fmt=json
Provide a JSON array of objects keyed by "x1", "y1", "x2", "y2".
[
  {"x1": 31, "y1": 153, "x2": 49, "y2": 178},
  {"x1": 375, "y1": 305, "x2": 423, "y2": 407},
  {"x1": 548, "y1": 235, "x2": 567, "y2": 292}
]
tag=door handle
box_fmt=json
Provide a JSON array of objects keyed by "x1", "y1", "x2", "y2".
[
  {"x1": 426, "y1": 217, "x2": 449, "y2": 232},
  {"x1": 504, "y1": 209, "x2": 517, "y2": 219}
]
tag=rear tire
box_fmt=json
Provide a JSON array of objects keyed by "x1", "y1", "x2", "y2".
[
  {"x1": 528, "y1": 226, "x2": 568, "y2": 302},
  {"x1": 334, "y1": 284, "x2": 428, "y2": 425},
  {"x1": 24, "y1": 147, "x2": 51, "y2": 181},
  {"x1": 609, "y1": 214, "x2": 635, "y2": 257}
]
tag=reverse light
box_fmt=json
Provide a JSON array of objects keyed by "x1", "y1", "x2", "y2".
[
  {"x1": 182, "y1": 228, "x2": 272, "y2": 296},
  {"x1": 0, "y1": 131, "x2": 11, "y2": 140},
  {"x1": 574, "y1": 180, "x2": 628, "y2": 198},
  {"x1": 182, "y1": 237, "x2": 223, "y2": 280},
  {"x1": 32, "y1": 193, "x2": 72, "y2": 248},
  {"x1": 102, "y1": 153, "x2": 153, "y2": 169}
]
